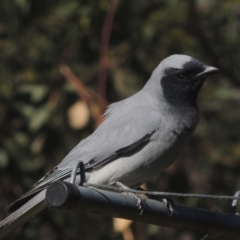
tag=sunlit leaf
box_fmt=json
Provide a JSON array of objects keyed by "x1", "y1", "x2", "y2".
[{"x1": 17, "y1": 84, "x2": 49, "y2": 103}]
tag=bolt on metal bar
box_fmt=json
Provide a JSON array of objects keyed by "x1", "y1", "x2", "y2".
[{"x1": 70, "y1": 160, "x2": 85, "y2": 184}]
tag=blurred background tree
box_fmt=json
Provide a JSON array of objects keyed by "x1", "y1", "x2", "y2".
[{"x1": 0, "y1": 0, "x2": 240, "y2": 239}]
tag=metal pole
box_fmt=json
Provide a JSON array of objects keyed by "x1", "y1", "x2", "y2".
[{"x1": 46, "y1": 181, "x2": 240, "y2": 239}]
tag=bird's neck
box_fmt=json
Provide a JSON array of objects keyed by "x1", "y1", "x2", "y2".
[{"x1": 170, "y1": 103, "x2": 200, "y2": 135}]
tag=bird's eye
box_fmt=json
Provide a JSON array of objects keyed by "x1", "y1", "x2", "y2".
[{"x1": 175, "y1": 73, "x2": 186, "y2": 80}]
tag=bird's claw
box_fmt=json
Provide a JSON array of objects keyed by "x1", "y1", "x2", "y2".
[
  {"x1": 161, "y1": 198, "x2": 174, "y2": 217},
  {"x1": 116, "y1": 182, "x2": 145, "y2": 215},
  {"x1": 124, "y1": 191, "x2": 145, "y2": 215}
]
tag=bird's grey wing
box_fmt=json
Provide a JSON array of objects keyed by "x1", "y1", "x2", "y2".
[
  {"x1": 36, "y1": 103, "x2": 161, "y2": 184},
  {"x1": 61, "y1": 101, "x2": 161, "y2": 168},
  {"x1": 7, "y1": 102, "x2": 161, "y2": 211}
]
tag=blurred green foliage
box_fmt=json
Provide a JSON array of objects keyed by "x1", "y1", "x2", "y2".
[{"x1": 0, "y1": 0, "x2": 240, "y2": 239}]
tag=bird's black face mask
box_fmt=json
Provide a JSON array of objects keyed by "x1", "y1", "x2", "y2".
[{"x1": 161, "y1": 60, "x2": 218, "y2": 106}]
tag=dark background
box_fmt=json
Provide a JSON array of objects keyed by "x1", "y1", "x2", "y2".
[{"x1": 0, "y1": 0, "x2": 240, "y2": 239}]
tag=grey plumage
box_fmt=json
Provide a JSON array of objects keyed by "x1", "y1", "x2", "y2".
[{"x1": 0, "y1": 54, "x2": 219, "y2": 238}]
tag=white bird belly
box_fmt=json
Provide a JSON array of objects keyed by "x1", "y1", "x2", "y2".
[{"x1": 87, "y1": 130, "x2": 185, "y2": 187}]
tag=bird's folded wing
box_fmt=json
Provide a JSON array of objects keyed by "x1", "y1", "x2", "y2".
[
  {"x1": 7, "y1": 104, "x2": 161, "y2": 211},
  {"x1": 59, "y1": 104, "x2": 162, "y2": 169}
]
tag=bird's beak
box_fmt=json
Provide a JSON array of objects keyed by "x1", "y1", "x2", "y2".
[{"x1": 194, "y1": 66, "x2": 219, "y2": 80}]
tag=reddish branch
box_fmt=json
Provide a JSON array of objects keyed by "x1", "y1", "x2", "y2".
[
  {"x1": 59, "y1": 65, "x2": 108, "y2": 124},
  {"x1": 98, "y1": 0, "x2": 119, "y2": 98}
]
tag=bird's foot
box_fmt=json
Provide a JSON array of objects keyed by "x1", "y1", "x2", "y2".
[{"x1": 116, "y1": 182, "x2": 145, "y2": 215}]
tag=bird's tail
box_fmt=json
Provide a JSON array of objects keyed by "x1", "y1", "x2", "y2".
[{"x1": 0, "y1": 189, "x2": 47, "y2": 239}]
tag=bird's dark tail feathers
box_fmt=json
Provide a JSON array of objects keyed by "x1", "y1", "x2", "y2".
[{"x1": 0, "y1": 190, "x2": 47, "y2": 239}]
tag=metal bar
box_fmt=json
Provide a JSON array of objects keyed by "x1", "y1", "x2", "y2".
[{"x1": 46, "y1": 181, "x2": 240, "y2": 239}]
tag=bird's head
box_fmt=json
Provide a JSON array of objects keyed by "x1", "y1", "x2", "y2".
[{"x1": 144, "y1": 54, "x2": 219, "y2": 106}]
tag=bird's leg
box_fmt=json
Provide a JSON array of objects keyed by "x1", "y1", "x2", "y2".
[{"x1": 116, "y1": 182, "x2": 146, "y2": 215}]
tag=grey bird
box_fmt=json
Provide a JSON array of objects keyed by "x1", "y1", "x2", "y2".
[{"x1": 0, "y1": 54, "x2": 219, "y2": 238}]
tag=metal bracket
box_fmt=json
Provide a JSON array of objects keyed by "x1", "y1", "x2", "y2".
[
  {"x1": 70, "y1": 160, "x2": 86, "y2": 185},
  {"x1": 200, "y1": 190, "x2": 240, "y2": 240},
  {"x1": 230, "y1": 190, "x2": 240, "y2": 215}
]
